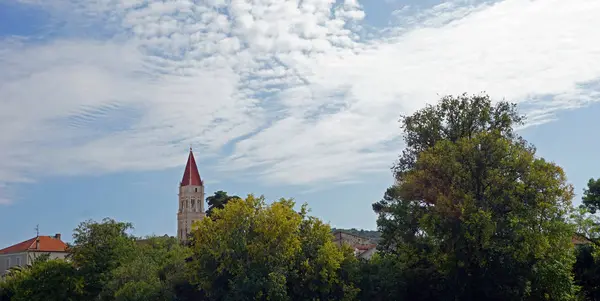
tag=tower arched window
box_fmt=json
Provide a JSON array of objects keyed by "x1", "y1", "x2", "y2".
[{"x1": 195, "y1": 188, "x2": 198, "y2": 192}]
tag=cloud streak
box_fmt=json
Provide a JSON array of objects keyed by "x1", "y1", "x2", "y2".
[{"x1": 1, "y1": 0, "x2": 600, "y2": 203}]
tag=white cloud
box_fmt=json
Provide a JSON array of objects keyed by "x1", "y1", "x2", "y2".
[{"x1": 1, "y1": 0, "x2": 600, "y2": 203}]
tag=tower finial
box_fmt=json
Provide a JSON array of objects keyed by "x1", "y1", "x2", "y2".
[{"x1": 190, "y1": 144, "x2": 192, "y2": 152}]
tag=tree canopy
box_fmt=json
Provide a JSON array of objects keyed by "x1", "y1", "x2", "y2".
[
  {"x1": 374, "y1": 94, "x2": 579, "y2": 301},
  {"x1": 189, "y1": 194, "x2": 359, "y2": 301},
  {"x1": 205, "y1": 190, "x2": 241, "y2": 217},
  {"x1": 391, "y1": 93, "x2": 525, "y2": 183},
  {"x1": 69, "y1": 218, "x2": 137, "y2": 300},
  {"x1": 582, "y1": 178, "x2": 600, "y2": 214},
  {"x1": 573, "y1": 182, "x2": 600, "y2": 300}
]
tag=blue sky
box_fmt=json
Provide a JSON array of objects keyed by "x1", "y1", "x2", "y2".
[{"x1": 1, "y1": 0, "x2": 600, "y2": 247}]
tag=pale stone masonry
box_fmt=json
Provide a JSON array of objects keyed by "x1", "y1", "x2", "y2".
[
  {"x1": 332, "y1": 230, "x2": 378, "y2": 260},
  {"x1": 177, "y1": 148, "x2": 206, "y2": 243}
]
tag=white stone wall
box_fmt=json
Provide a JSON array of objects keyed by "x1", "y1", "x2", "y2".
[
  {"x1": 177, "y1": 184, "x2": 206, "y2": 242},
  {"x1": 27, "y1": 251, "x2": 68, "y2": 265},
  {"x1": 0, "y1": 252, "x2": 26, "y2": 275},
  {"x1": 0, "y1": 251, "x2": 68, "y2": 276},
  {"x1": 332, "y1": 231, "x2": 373, "y2": 247}
]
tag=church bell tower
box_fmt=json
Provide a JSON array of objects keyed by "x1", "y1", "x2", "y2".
[{"x1": 177, "y1": 147, "x2": 205, "y2": 243}]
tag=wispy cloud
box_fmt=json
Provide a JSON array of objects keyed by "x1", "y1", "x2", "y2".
[{"x1": 1, "y1": 0, "x2": 600, "y2": 203}]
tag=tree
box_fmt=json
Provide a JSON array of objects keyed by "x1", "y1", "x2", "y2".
[
  {"x1": 105, "y1": 235, "x2": 197, "y2": 301},
  {"x1": 388, "y1": 93, "x2": 525, "y2": 184},
  {"x1": 205, "y1": 190, "x2": 241, "y2": 217},
  {"x1": 356, "y1": 253, "x2": 413, "y2": 301},
  {"x1": 374, "y1": 94, "x2": 578, "y2": 300},
  {"x1": 188, "y1": 194, "x2": 359, "y2": 300},
  {"x1": 573, "y1": 244, "x2": 600, "y2": 301},
  {"x1": 375, "y1": 93, "x2": 527, "y2": 252},
  {"x1": 387, "y1": 132, "x2": 577, "y2": 300},
  {"x1": 572, "y1": 190, "x2": 600, "y2": 301},
  {"x1": 69, "y1": 218, "x2": 136, "y2": 300},
  {"x1": 572, "y1": 207, "x2": 600, "y2": 248},
  {"x1": 582, "y1": 178, "x2": 600, "y2": 214},
  {"x1": 0, "y1": 259, "x2": 84, "y2": 301}
]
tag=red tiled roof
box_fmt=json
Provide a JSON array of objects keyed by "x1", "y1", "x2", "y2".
[
  {"x1": 181, "y1": 148, "x2": 202, "y2": 186},
  {"x1": 0, "y1": 236, "x2": 68, "y2": 254}
]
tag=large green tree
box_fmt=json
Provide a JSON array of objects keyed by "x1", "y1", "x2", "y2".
[
  {"x1": 572, "y1": 182, "x2": 600, "y2": 301},
  {"x1": 189, "y1": 194, "x2": 359, "y2": 301},
  {"x1": 69, "y1": 218, "x2": 137, "y2": 300},
  {"x1": 375, "y1": 93, "x2": 526, "y2": 253},
  {"x1": 374, "y1": 94, "x2": 578, "y2": 301}
]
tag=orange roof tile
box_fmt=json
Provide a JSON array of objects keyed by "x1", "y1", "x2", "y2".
[{"x1": 0, "y1": 236, "x2": 68, "y2": 254}]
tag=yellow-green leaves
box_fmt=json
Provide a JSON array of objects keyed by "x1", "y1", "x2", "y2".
[{"x1": 189, "y1": 194, "x2": 359, "y2": 300}]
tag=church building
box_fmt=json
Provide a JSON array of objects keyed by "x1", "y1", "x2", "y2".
[{"x1": 177, "y1": 148, "x2": 206, "y2": 243}]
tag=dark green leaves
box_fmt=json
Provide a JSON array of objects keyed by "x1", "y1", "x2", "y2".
[
  {"x1": 582, "y1": 178, "x2": 600, "y2": 214},
  {"x1": 205, "y1": 190, "x2": 241, "y2": 217},
  {"x1": 375, "y1": 94, "x2": 578, "y2": 301}
]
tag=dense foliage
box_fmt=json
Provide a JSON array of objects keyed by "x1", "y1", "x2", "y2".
[
  {"x1": 205, "y1": 190, "x2": 241, "y2": 217},
  {"x1": 582, "y1": 178, "x2": 600, "y2": 214},
  {"x1": 2, "y1": 94, "x2": 600, "y2": 301},
  {"x1": 374, "y1": 94, "x2": 581, "y2": 300},
  {"x1": 189, "y1": 195, "x2": 359, "y2": 301}
]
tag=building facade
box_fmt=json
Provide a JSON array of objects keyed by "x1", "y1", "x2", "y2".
[
  {"x1": 332, "y1": 230, "x2": 378, "y2": 260},
  {"x1": 0, "y1": 234, "x2": 69, "y2": 276},
  {"x1": 177, "y1": 148, "x2": 206, "y2": 243}
]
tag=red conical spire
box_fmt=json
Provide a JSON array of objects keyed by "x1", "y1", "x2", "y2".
[{"x1": 181, "y1": 147, "x2": 202, "y2": 186}]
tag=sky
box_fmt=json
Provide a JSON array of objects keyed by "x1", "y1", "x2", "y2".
[{"x1": 1, "y1": 0, "x2": 600, "y2": 247}]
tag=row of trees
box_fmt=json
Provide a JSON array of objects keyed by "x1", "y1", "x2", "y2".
[{"x1": 2, "y1": 94, "x2": 600, "y2": 300}]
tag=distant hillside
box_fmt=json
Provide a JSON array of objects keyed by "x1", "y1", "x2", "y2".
[{"x1": 331, "y1": 228, "x2": 382, "y2": 242}]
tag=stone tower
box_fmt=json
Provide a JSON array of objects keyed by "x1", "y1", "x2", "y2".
[{"x1": 177, "y1": 147, "x2": 205, "y2": 243}]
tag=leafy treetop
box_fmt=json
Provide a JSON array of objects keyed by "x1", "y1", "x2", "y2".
[
  {"x1": 393, "y1": 93, "x2": 525, "y2": 182},
  {"x1": 582, "y1": 178, "x2": 600, "y2": 214},
  {"x1": 205, "y1": 190, "x2": 241, "y2": 217}
]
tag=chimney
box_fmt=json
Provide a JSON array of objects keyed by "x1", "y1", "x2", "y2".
[
  {"x1": 54, "y1": 233, "x2": 61, "y2": 240},
  {"x1": 35, "y1": 237, "x2": 40, "y2": 249}
]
